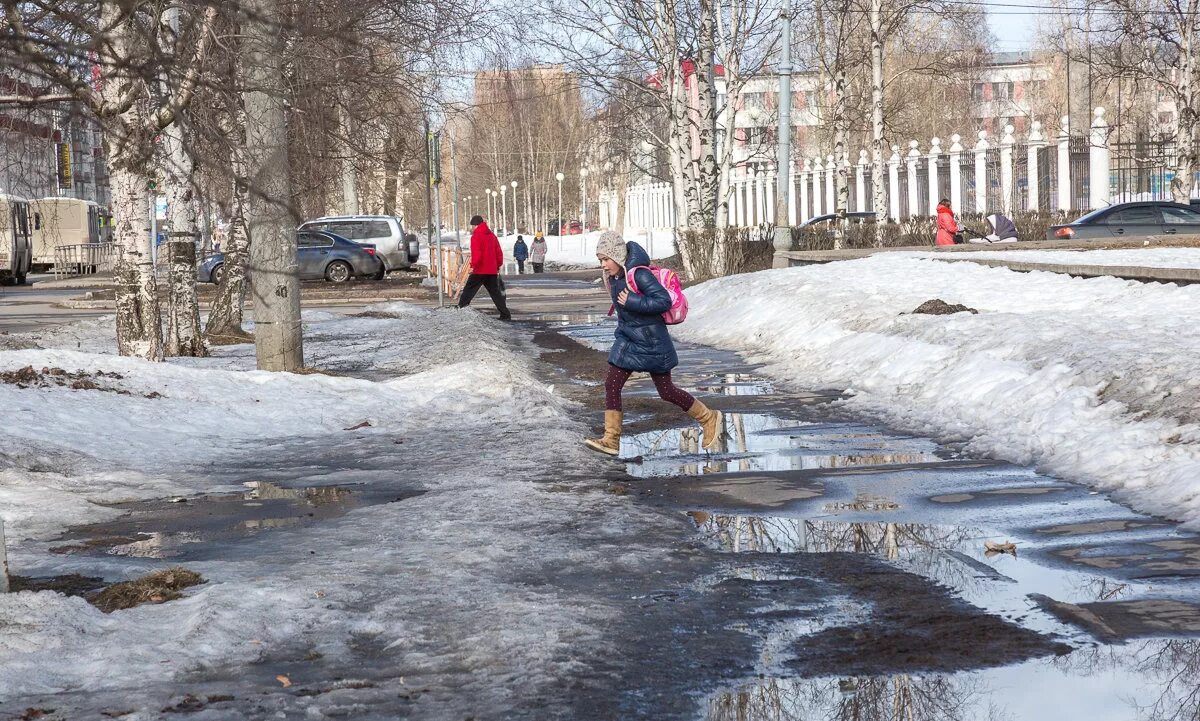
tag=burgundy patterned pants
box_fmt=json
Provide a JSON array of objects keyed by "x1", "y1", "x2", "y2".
[{"x1": 605, "y1": 364, "x2": 695, "y2": 412}]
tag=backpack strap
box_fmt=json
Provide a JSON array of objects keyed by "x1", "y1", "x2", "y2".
[{"x1": 625, "y1": 265, "x2": 651, "y2": 295}]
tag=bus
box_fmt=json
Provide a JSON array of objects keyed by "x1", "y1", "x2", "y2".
[
  {"x1": 30, "y1": 197, "x2": 104, "y2": 271},
  {"x1": 0, "y1": 195, "x2": 33, "y2": 285}
]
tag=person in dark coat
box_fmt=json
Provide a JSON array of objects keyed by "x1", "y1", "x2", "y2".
[
  {"x1": 513, "y1": 235, "x2": 529, "y2": 274},
  {"x1": 457, "y1": 215, "x2": 512, "y2": 320},
  {"x1": 584, "y1": 231, "x2": 721, "y2": 457}
]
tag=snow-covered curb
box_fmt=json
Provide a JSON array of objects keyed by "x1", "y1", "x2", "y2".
[
  {"x1": 676, "y1": 256, "x2": 1200, "y2": 527},
  {"x1": 910, "y1": 247, "x2": 1200, "y2": 269}
]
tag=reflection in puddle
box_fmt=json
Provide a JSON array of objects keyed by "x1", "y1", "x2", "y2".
[
  {"x1": 624, "y1": 414, "x2": 942, "y2": 477},
  {"x1": 694, "y1": 373, "x2": 775, "y2": 396},
  {"x1": 704, "y1": 639, "x2": 1200, "y2": 721},
  {"x1": 50, "y1": 481, "x2": 367, "y2": 559}
]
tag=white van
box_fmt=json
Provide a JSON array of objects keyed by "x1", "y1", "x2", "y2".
[
  {"x1": 0, "y1": 195, "x2": 33, "y2": 285},
  {"x1": 298, "y1": 215, "x2": 420, "y2": 276}
]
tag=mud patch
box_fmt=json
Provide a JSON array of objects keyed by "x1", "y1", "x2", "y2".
[
  {"x1": 0, "y1": 366, "x2": 148, "y2": 396},
  {"x1": 909, "y1": 299, "x2": 979, "y2": 315},
  {"x1": 92, "y1": 567, "x2": 204, "y2": 613},
  {"x1": 1035, "y1": 595, "x2": 1200, "y2": 641},
  {"x1": 9, "y1": 573, "x2": 107, "y2": 597}
]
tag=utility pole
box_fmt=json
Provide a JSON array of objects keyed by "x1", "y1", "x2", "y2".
[
  {"x1": 556, "y1": 172, "x2": 564, "y2": 237},
  {"x1": 427, "y1": 125, "x2": 444, "y2": 307},
  {"x1": 241, "y1": 0, "x2": 302, "y2": 371},
  {"x1": 773, "y1": 7, "x2": 794, "y2": 265},
  {"x1": 450, "y1": 132, "x2": 461, "y2": 248}
]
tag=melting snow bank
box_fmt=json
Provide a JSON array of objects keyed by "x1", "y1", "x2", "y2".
[
  {"x1": 676, "y1": 256, "x2": 1200, "y2": 527},
  {"x1": 919, "y1": 247, "x2": 1200, "y2": 269},
  {"x1": 0, "y1": 304, "x2": 657, "y2": 715}
]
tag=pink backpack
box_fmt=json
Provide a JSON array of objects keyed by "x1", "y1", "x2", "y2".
[{"x1": 608, "y1": 265, "x2": 688, "y2": 325}]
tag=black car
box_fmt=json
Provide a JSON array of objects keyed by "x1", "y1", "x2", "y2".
[
  {"x1": 799, "y1": 212, "x2": 876, "y2": 227},
  {"x1": 1048, "y1": 201, "x2": 1200, "y2": 240}
]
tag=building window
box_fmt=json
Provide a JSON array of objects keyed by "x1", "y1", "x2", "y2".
[
  {"x1": 742, "y1": 92, "x2": 765, "y2": 113},
  {"x1": 972, "y1": 83, "x2": 984, "y2": 102},
  {"x1": 993, "y1": 82, "x2": 1014, "y2": 101}
]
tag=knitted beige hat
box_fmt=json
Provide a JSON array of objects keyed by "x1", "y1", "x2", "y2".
[{"x1": 595, "y1": 231, "x2": 627, "y2": 265}]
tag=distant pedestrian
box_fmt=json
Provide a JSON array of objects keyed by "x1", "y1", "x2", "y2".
[
  {"x1": 457, "y1": 214, "x2": 512, "y2": 321},
  {"x1": 935, "y1": 199, "x2": 963, "y2": 246},
  {"x1": 530, "y1": 232, "x2": 547, "y2": 273},
  {"x1": 584, "y1": 231, "x2": 721, "y2": 457},
  {"x1": 513, "y1": 235, "x2": 529, "y2": 274}
]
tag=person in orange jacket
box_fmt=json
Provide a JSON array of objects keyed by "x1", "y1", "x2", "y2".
[
  {"x1": 935, "y1": 199, "x2": 962, "y2": 246},
  {"x1": 457, "y1": 215, "x2": 512, "y2": 320}
]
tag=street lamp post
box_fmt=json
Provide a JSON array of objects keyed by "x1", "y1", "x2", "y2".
[
  {"x1": 555, "y1": 172, "x2": 564, "y2": 237},
  {"x1": 485, "y1": 188, "x2": 492, "y2": 224},
  {"x1": 510, "y1": 180, "x2": 518, "y2": 234},
  {"x1": 500, "y1": 186, "x2": 507, "y2": 236},
  {"x1": 580, "y1": 168, "x2": 589, "y2": 232}
]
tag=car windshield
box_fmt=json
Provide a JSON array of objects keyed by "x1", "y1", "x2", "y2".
[{"x1": 1074, "y1": 206, "x2": 1118, "y2": 224}]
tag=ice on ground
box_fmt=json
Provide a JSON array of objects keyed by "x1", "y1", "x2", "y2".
[
  {"x1": 0, "y1": 302, "x2": 671, "y2": 715},
  {"x1": 677, "y1": 255, "x2": 1200, "y2": 527},
  {"x1": 916, "y1": 247, "x2": 1200, "y2": 269}
]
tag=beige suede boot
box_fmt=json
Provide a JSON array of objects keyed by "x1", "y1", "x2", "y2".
[
  {"x1": 584, "y1": 411, "x2": 623, "y2": 456},
  {"x1": 686, "y1": 400, "x2": 723, "y2": 450}
]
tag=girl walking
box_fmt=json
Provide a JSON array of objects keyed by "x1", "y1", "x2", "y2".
[{"x1": 585, "y1": 231, "x2": 722, "y2": 456}]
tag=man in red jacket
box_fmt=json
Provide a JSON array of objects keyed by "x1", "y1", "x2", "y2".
[{"x1": 457, "y1": 215, "x2": 512, "y2": 320}]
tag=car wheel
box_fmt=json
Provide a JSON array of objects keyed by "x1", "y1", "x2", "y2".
[
  {"x1": 372, "y1": 263, "x2": 386, "y2": 281},
  {"x1": 325, "y1": 260, "x2": 352, "y2": 283},
  {"x1": 211, "y1": 264, "x2": 224, "y2": 285}
]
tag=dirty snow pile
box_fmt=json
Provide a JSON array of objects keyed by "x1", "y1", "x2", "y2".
[
  {"x1": 921, "y1": 247, "x2": 1200, "y2": 269},
  {"x1": 678, "y1": 256, "x2": 1200, "y2": 527},
  {"x1": 0, "y1": 304, "x2": 653, "y2": 716}
]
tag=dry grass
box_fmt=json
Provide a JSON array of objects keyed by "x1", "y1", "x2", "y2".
[{"x1": 91, "y1": 567, "x2": 205, "y2": 613}]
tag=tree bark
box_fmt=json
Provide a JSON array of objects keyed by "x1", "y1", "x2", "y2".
[
  {"x1": 99, "y1": 1, "x2": 163, "y2": 360},
  {"x1": 869, "y1": 0, "x2": 888, "y2": 243},
  {"x1": 162, "y1": 111, "x2": 207, "y2": 357},
  {"x1": 240, "y1": 0, "x2": 303, "y2": 371},
  {"x1": 1172, "y1": 7, "x2": 1199, "y2": 203}
]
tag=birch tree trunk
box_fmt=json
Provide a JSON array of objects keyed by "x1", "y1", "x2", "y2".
[
  {"x1": 162, "y1": 114, "x2": 207, "y2": 357},
  {"x1": 100, "y1": 7, "x2": 163, "y2": 360},
  {"x1": 869, "y1": 0, "x2": 889, "y2": 243},
  {"x1": 241, "y1": 0, "x2": 303, "y2": 370},
  {"x1": 1172, "y1": 7, "x2": 1199, "y2": 203},
  {"x1": 833, "y1": 62, "x2": 850, "y2": 251},
  {"x1": 206, "y1": 91, "x2": 252, "y2": 343}
]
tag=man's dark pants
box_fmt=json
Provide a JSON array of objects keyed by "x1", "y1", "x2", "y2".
[{"x1": 457, "y1": 273, "x2": 511, "y2": 319}]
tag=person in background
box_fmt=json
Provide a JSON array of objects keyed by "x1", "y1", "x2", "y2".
[
  {"x1": 530, "y1": 231, "x2": 547, "y2": 273},
  {"x1": 457, "y1": 214, "x2": 512, "y2": 321},
  {"x1": 513, "y1": 235, "x2": 529, "y2": 274},
  {"x1": 935, "y1": 199, "x2": 963, "y2": 246}
]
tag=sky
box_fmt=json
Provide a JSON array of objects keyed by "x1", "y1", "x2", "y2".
[{"x1": 984, "y1": 0, "x2": 1044, "y2": 51}]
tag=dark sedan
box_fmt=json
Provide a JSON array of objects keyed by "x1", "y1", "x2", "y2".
[
  {"x1": 799, "y1": 211, "x2": 876, "y2": 227},
  {"x1": 1048, "y1": 201, "x2": 1200, "y2": 240},
  {"x1": 198, "y1": 230, "x2": 383, "y2": 284}
]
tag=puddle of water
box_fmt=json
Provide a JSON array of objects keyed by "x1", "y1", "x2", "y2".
[
  {"x1": 700, "y1": 644, "x2": 1200, "y2": 721},
  {"x1": 623, "y1": 414, "x2": 943, "y2": 478},
  {"x1": 49, "y1": 481, "x2": 416, "y2": 560}
]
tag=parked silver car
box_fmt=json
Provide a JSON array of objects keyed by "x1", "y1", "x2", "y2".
[
  {"x1": 298, "y1": 215, "x2": 419, "y2": 275},
  {"x1": 198, "y1": 230, "x2": 382, "y2": 284}
]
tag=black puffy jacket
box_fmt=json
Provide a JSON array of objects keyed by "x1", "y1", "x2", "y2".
[{"x1": 606, "y1": 241, "x2": 678, "y2": 374}]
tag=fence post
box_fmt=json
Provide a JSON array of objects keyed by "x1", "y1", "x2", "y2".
[
  {"x1": 949, "y1": 134, "x2": 963, "y2": 212},
  {"x1": 800, "y1": 159, "x2": 811, "y2": 222},
  {"x1": 855, "y1": 150, "x2": 868, "y2": 212},
  {"x1": 906, "y1": 141, "x2": 920, "y2": 218},
  {"x1": 757, "y1": 166, "x2": 768, "y2": 224},
  {"x1": 1000, "y1": 124, "x2": 1016, "y2": 216},
  {"x1": 1058, "y1": 116, "x2": 1071, "y2": 211},
  {"x1": 1090, "y1": 107, "x2": 1110, "y2": 209},
  {"x1": 927, "y1": 137, "x2": 942, "y2": 215},
  {"x1": 1028, "y1": 121, "x2": 1045, "y2": 211},
  {"x1": 765, "y1": 167, "x2": 776, "y2": 224},
  {"x1": 824, "y1": 154, "x2": 835, "y2": 213},
  {"x1": 888, "y1": 144, "x2": 902, "y2": 221},
  {"x1": 788, "y1": 160, "x2": 798, "y2": 224},
  {"x1": 0, "y1": 518, "x2": 8, "y2": 593},
  {"x1": 974, "y1": 130, "x2": 989, "y2": 214},
  {"x1": 816, "y1": 154, "x2": 825, "y2": 215}
]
